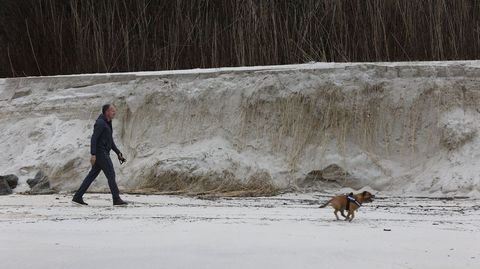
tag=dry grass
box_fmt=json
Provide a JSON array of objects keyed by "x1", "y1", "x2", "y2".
[
  {"x1": 117, "y1": 80, "x2": 455, "y2": 195},
  {"x1": 1, "y1": 0, "x2": 480, "y2": 77},
  {"x1": 237, "y1": 80, "x2": 463, "y2": 173},
  {"x1": 131, "y1": 168, "x2": 279, "y2": 197}
]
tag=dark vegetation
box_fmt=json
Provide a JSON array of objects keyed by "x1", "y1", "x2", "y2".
[{"x1": 1, "y1": 0, "x2": 480, "y2": 77}]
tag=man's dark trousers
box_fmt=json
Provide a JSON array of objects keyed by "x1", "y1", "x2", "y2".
[{"x1": 74, "y1": 152, "x2": 120, "y2": 200}]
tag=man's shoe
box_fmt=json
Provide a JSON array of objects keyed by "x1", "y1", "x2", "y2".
[
  {"x1": 72, "y1": 197, "x2": 88, "y2": 206},
  {"x1": 113, "y1": 198, "x2": 128, "y2": 206}
]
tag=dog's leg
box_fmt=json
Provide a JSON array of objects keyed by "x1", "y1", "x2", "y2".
[
  {"x1": 348, "y1": 211, "x2": 355, "y2": 222},
  {"x1": 345, "y1": 210, "x2": 351, "y2": 221},
  {"x1": 340, "y1": 210, "x2": 348, "y2": 220},
  {"x1": 334, "y1": 209, "x2": 340, "y2": 220}
]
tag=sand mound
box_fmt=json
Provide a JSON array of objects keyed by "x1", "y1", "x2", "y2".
[{"x1": 1, "y1": 62, "x2": 480, "y2": 197}]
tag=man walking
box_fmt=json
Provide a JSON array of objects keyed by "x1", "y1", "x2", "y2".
[{"x1": 73, "y1": 104, "x2": 128, "y2": 206}]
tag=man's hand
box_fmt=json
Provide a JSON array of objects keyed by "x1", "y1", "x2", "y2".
[
  {"x1": 90, "y1": 155, "x2": 96, "y2": 166},
  {"x1": 118, "y1": 153, "x2": 127, "y2": 165}
]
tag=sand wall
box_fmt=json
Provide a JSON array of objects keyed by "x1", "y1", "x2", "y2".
[{"x1": 1, "y1": 62, "x2": 480, "y2": 197}]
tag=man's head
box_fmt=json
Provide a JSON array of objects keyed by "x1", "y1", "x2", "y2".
[{"x1": 102, "y1": 104, "x2": 116, "y2": 121}]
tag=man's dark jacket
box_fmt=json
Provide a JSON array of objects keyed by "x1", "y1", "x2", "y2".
[{"x1": 90, "y1": 114, "x2": 121, "y2": 156}]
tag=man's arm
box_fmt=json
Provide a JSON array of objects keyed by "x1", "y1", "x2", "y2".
[
  {"x1": 113, "y1": 140, "x2": 126, "y2": 164},
  {"x1": 90, "y1": 120, "x2": 105, "y2": 155},
  {"x1": 112, "y1": 140, "x2": 121, "y2": 155}
]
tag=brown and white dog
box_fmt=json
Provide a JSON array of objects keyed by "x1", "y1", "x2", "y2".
[{"x1": 319, "y1": 191, "x2": 375, "y2": 222}]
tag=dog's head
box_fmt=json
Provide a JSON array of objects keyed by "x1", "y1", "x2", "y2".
[{"x1": 359, "y1": 191, "x2": 375, "y2": 203}]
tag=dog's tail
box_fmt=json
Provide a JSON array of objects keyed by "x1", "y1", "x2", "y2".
[{"x1": 319, "y1": 199, "x2": 332, "y2": 208}]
